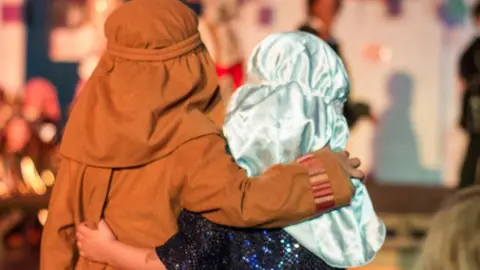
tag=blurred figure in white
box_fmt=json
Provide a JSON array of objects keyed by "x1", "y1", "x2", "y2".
[
  {"x1": 72, "y1": 0, "x2": 123, "y2": 107},
  {"x1": 72, "y1": 53, "x2": 101, "y2": 110},
  {"x1": 197, "y1": 0, "x2": 244, "y2": 101}
]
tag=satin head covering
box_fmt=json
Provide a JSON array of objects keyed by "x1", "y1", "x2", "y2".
[
  {"x1": 223, "y1": 31, "x2": 385, "y2": 268},
  {"x1": 61, "y1": 0, "x2": 224, "y2": 168}
]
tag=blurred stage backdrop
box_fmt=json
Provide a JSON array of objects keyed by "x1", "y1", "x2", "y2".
[
  {"x1": 209, "y1": 0, "x2": 475, "y2": 188},
  {"x1": 0, "y1": 1, "x2": 477, "y2": 189},
  {"x1": 0, "y1": 0, "x2": 477, "y2": 269},
  {"x1": 187, "y1": 0, "x2": 475, "y2": 187}
]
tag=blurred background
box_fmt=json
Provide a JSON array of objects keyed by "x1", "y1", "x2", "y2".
[{"x1": 0, "y1": 0, "x2": 479, "y2": 269}]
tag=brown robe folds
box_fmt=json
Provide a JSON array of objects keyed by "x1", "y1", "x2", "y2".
[{"x1": 40, "y1": 0, "x2": 353, "y2": 269}]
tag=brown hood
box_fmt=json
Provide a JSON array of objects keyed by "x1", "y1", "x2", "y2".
[{"x1": 61, "y1": 0, "x2": 225, "y2": 168}]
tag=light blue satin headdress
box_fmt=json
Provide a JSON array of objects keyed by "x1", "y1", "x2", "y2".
[{"x1": 223, "y1": 31, "x2": 385, "y2": 268}]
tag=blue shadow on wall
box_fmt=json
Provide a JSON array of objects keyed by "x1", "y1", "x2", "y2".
[
  {"x1": 372, "y1": 71, "x2": 441, "y2": 185},
  {"x1": 25, "y1": 0, "x2": 78, "y2": 127}
]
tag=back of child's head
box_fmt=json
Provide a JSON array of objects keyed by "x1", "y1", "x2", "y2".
[
  {"x1": 224, "y1": 31, "x2": 350, "y2": 173},
  {"x1": 223, "y1": 32, "x2": 385, "y2": 268}
]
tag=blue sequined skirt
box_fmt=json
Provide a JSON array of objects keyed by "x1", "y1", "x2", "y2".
[{"x1": 156, "y1": 211, "x2": 343, "y2": 270}]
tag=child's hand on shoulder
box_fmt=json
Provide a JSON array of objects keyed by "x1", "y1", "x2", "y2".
[{"x1": 76, "y1": 219, "x2": 116, "y2": 263}]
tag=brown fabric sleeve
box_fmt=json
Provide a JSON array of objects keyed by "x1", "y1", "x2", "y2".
[
  {"x1": 40, "y1": 159, "x2": 77, "y2": 270},
  {"x1": 296, "y1": 152, "x2": 353, "y2": 212},
  {"x1": 41, "y1": 159, "x2": 111, "y2": 270},
  {"x1": 176, "y1": 135, "x2": 353, "y2": 228}
]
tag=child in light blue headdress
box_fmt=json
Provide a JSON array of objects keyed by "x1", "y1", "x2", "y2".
[
  {"x1": 221, "y1": 31, "x2": 386, "y2": 268},
  {"x1": 74, "y1": 31, "x2": 385, "y2": 270}
]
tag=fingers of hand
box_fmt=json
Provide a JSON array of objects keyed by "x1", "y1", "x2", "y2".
[
  {"x1": 348, "y1": 157, "x2": 361, "y2": 168},
  {"x1": 98, "y1": 220, "x2": 108, "y2": 230},
  {"x1": 77, "y1": 223, "x2": 90, "y2": 234},
  {"x1": 349, "y1": 168, "x2": 365, "y2": 180},
  {"x1": 78, "y1": 223, "x2": 98, "y2": 239},
  {"x1": 76, "y1": 239, "x2": 85, "y2": 257},
  {"x1": 76, "y1": 231, "x2": 85, "y2": 241},
  {"x1": 98, "y1": 220, "x2": 113, "y2": 236}
]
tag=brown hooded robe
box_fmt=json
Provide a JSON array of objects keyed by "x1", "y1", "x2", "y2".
[{"x1": 40, "y1": 0, "x2": 352, "y2": 269}]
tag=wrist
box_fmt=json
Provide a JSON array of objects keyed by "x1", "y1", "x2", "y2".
[
  {"x1": 297, "y1": 152, "x2": 353, "y2": 214},
  {"x1": 104, "y1": 240, "x2": 122, "y2": 265}
]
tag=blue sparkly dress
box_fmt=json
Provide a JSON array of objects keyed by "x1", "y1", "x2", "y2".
[
  {"x1": 156, "y1": 211, "x2": 342, "y2": 270},
  {"x1": 156, "y1": 32, "x2": 384, "y2": 270}
]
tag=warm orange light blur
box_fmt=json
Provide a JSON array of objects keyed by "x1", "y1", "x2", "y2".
[
  {"x1": 41, "y1": 170, "x2": 55, "y2": 187},
  {"x1": 0, "y1": 181, "x2": 10, "y2": 198},
  {"x1": 20, "y1": 157, "x2": 47, "y2": 195},
  {"x1": 37, "y1": 209, "x2": 48, "y2": 226}
]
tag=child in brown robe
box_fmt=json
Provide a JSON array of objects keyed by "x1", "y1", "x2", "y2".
[{"x1": 40, "y1": 0, "x2": 361, "y2": 269}]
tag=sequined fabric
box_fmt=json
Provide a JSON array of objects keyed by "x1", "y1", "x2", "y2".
[{"x1": 156, "y1": 211, "x2": 343, "y2": 270}]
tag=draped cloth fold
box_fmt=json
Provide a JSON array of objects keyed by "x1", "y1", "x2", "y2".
[
  {"x1": 106, "y1": 33, "x2": 203, "y2": 62},
  {"x1": 224, "y1": 32, "x2": 386, "y2": 268},
  {"x1": 42, "y1": 1, "x2": 224, "y2": 269},
  {"x1": 61, "y1": 0, "x2": 224, "y2": 168}
]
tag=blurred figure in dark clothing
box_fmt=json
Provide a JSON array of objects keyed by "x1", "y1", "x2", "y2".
[
  {"x1": 299, "y1": 0, "x2": 373, "y2": 128},
  {"x1": 299, "y1": 0, "x2": 343, "y2": 53},
  {"x1": 458, "y1": 2, "x2": 480, "y2": 188}
]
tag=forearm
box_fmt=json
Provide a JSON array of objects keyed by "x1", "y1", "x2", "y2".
[
  {"x1": 195, "y1": 159, "x2": 351, "y2": 229},
  {"x1": 180, "y1": 137, "x2": 353, "y2": 229},
  {"x1": 105, "y1": 241, "x2": 165, "y2": 270},
  {"x1": 200, "y1": 163, "x2": 317, "y2": 228}
]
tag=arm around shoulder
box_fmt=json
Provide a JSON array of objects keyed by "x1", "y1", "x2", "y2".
[{"x1": 176, "y1": 135, "x2": 353, "y2": 228}]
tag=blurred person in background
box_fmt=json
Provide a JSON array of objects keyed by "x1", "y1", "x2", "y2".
[
  {"x1": 299, "y1": 0, "x2": 343, "y2": 53},
  {"x1": 197, "y1": 0, "x2": 244, "y2": 99},
  {"x1": 458, "y1": 1, "x2": 480, "y2": 188},
  {"x1": 298, "y1": 0, "x2": 373, "y2": 129},
  {"x1": 71, "y1": 54, "x2": 100, "y2": 112},
  {"x1": 70, "y1": 0, "x2": 123, "y2": 110},
  {"x1": 22, "y1": 77, "x2": 61, "y2": 149},
  {"x1": 415, "y1": 185, "x2": 480, "y2": 270},
  {"x1": 22, "y1": 78, "x2": 60, "y2": 171},
  {"x1": 3, "y1": 117, "x2": 32, "y2": 158},
  {"x1": 23, "y1": 77, "x2": 61, "y2": 125}
]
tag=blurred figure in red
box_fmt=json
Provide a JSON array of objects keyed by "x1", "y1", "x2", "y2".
[
  {"x1": 3, "y1": 117, "x2": 32, "y2": 155},
  {"x1": 22, "y1": 78, "x2": 60, "y2": 147},
  {"x1": 23, "y1": 77, "x2": 61, "y2": 124},
  {"x1": 0, "y1": 83, "x2": 55, "y2": 195},
  {"x1": 21, "y1": 78, "x2": 60, "y2": 176}
]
